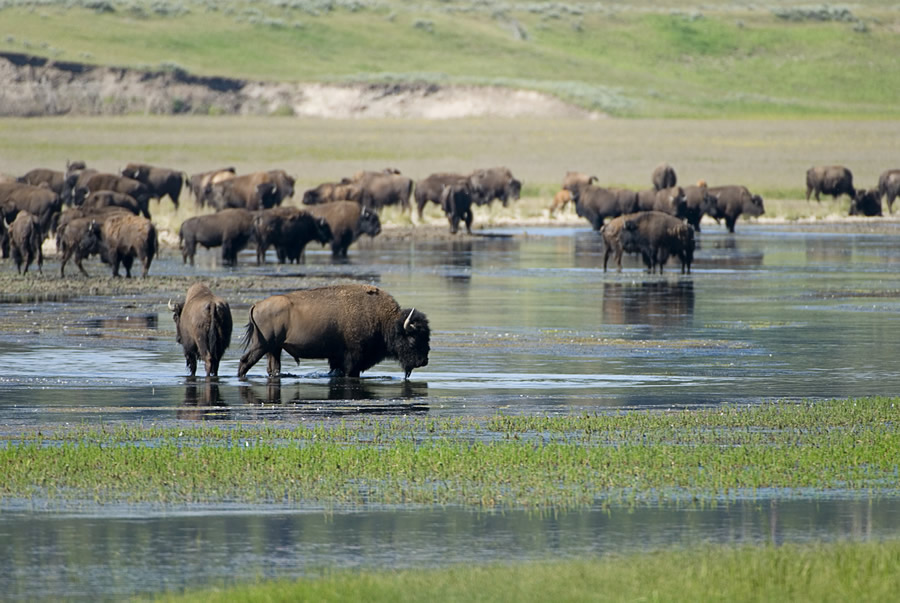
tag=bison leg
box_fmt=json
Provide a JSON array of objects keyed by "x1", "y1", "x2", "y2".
[
  {"x1": 186, "y1": 352, "x2": 198, "y2": 377},
  {"x1": 887, "y1": 193, "x2": 896, "y2": 215},
  {"x1": 75, "y1": 255, "x2": 89, "y2": 277},
  {"x1": 725, "y1": 217, "x2": 737, "y2": 233},
  {"x1": 122, "y1": 255, "x2": 134, "y2": 278},
  {"x1": 464, "y1": 210, "x2": 473, "y2": 235},
  {"x1": 238, "y1": 347, "x2": 267, "y2": 379}
]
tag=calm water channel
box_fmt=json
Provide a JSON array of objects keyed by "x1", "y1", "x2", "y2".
[{"x1": 2, "y1": 222, "x2": 900, "y2": 600}]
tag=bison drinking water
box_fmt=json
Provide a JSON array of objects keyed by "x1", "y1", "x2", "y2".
[
  {"x1": 238, "y1": 284, "x2": 430, "y2": 380},
  {"x1": 170, "y1": 283, "x2": 233, "y2": 378}
]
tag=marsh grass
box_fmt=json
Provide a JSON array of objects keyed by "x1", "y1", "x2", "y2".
[
  {"x1": 154, "y1": 540, "x2": 900, "y2": 602},
  {"x1": 3, "y1": 398, "x2": 898, "y2": 508}
]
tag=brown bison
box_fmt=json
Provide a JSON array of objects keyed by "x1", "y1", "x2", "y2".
[
  {"x1": 82, "y1": 173, "x2": 152, "y2": 218},
  {"x1": 652, "y1": 163, "x2": 677, "y2": 191},
  {"x1": 0, "y1": 182, "x2": 63, "y2": 237},
  {"x1": 169, "y1": 283, "x2": 233, "y2": 378},
  {"x1": 208, "y1": 172, "x2": 281, "y2": 211},
  {"x1": 18, "y1": 168, "x2": 65, "y2": 195},
  {"x1": 849, "y1": 189, "x2": 883, "y2": 217},
  {"x1": 188, "y1": 167, "x2": 235, "y2": 208},
  {"x1": 573, "y1": 184, "x2": 639, "y2": 230},
  {"x1": 253, "y1": 207, "x2": 332, "y2": 265},
  {"x1": 9, "y1": 211, "x2": 43, "y2": 274},
  {"x1": 77, "y1": 190, "x2": 143, "y2": 215},
  {"x1": 354, "y1": 171, "x2": 414, "y2": 212},
  {"x1": 101, "y1": 213, "x2": 158, "y2": 277},
  {"x1": 469, "y1": 166, "x2": 521, "y2": 207},
  {"x1": 806, "y1": 165, "x2": 855, "y2": 202},
  {"x1": 121, "y1": 163, "x2": 184, "y2": 208},
  {"x1": 179, "y1": 208, "x2": 255, "y2": 266},
  {"x1": 549, "y1": 189, "x2": 574, "y2": 215},
  {"x1": 682, "y1": 182, "x2": 716, "y2": 232},
  {"x1": 704, "y1": 185, "x2": 765, "y2": 233},
  {"x1": 877, "y1": 169, "x2": 900, "y2": 214},
  {"x1": 238, "y1": 284, "x2": 430, "y2": 379},
  {"x1": 440, "y1": 178, "x2": 475, "y2": 234},
  {"x1": 57, "y1": 216, "x2": 103, "y2": 277},
  {"x1": 415, "y1": 172, "x2": 470, "y2": 219},
  {"x1": 562, "y1": 171, "x2": 598, "y2": 194},
  {"x1": 637, "y1": 186, "x2": 687, "y2": 217},
  {"x1": 602, "y1": 211, "x2": 695, "y2": 274},
  {"x1": 306, "y1": 201, "x2": 382, "y2": 258},
  {"x1": 302, "y1": 180, "x2": 364, "y2": 206}
]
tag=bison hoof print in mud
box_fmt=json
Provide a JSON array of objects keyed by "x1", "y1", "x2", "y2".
[{"x1": 237, "y1": 284, "x2": 431, "y2": 381}]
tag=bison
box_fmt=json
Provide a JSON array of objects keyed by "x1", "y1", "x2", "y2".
[
  {"x1": 306, "y1": 201, "x2": 382, "y2": 258},
  {"x1": 238, "y1": 284, "x2": 430, "y2": 379},
  {"x1": 414, "y1": 172, "x2": 470, "y2": 219},
  {"x1": 18, "y1": 168, "x2": 65, "y2": 195},
  {"x1": 169, "y1": 283, "x2": 233, "y2": 378},
  {"x1": 61, "y1": 164, "x2": 98, "y2": 206},
  {"x1": 652, "y1": 163, "x2": 677, "y2": 191},
  {"x1": 188, "y1": 167, "x2": 235, "y2": 208},
  {"x1": 637, "y1": 186, "x2": 687, "y2": 218},
  {"x1": 101, "y1": 213, "x2": 158, "y2": 278},
  {"x1": 469, "y1": 166, "x2": 521, "y2": 207},
  {"x1": 77, "y1": 190, "x2": 143, "y2": 215},
  {"x1": 562, "y1": 171, "x2": 598, "y2": 194},
  {"x1": 704, "y1": 185, "x2": 765, "y2": 233},
  {"x1": 121, "y1": 163, "x2": 184, "y2": 208},
  {"x1": 56, "y1": 216, "x2": 103, "y2": 277},
  {"x1": 9, "y1": 210, "x2": 43, "y2": 274},
  {"x1": 83, "y1": 173, "x2": 152, "y2": 218},
  {"x1": 354, "y1": 171, "x2": 414, "y2": 212},
  {"x1": 549, "y1": 189, "x2": 574, "y2": 216},
  {"x1": 208, "y1": 172, "x2": 281, "y2": 211},
  {"x1": 877, "y1": 169, "x2": 900, "y2": 214},
  {"x1": 681, "y1": 181, "x2": 716, "y2": 232},
  {"x1": 439, "y1": 179, "x2": 475, "y2": 235},
  {"x1": 179, "y1": 208, "x2": 255, "y2": 266},
  {"x1": 0, "y1": 182, "x2": 62, "y2": 237},
  {"x1": 253, "y1": 207, "x2": 332, "y2": 265},
  {"x1": 602, "y1": 211, "x2": 695, "y2": 274},
  {"x1": 573, "y1": 184, "x2": 639, "y2": 230},
  {"x1": 849, "y1": 189, "x2": 883, "y2": 217},
  {"x1": 806, "y1": 165, "x2": 855, "y2": 202},
  {"x1": 302, "y1": 180, "x2": 363, "y2": 206}
]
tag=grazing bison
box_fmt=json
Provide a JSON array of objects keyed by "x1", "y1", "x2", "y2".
[
  {"x1": 602, "y1": 211, "x2": 694, "y2": 274},
  {"x1": 637, "y1": 186, "x2": 687, "y2": 217},
  {"x1": 101, "y1": 213, "x2": 157, "y2": 278},
  {"x1": 169, "y1": 283, "x2": 233, "y2": 378},
  {"x1": 188, "y1": 167, "x2": 235, "y2": 207},
  {"x1": 78, "y1": 190, "x2": 143, "y2": 215},
  {"x1": 0, "y1": 182, "x2": 63, "y2": 237},
  {"x1": 9, "y1": 211, "x2": 43, "y2": 274},
  {"x1": 440, "y1": 178, "x2": 475, "y2": 235},
  {"x1": 849, "y1": 189, "x2": 883, "y2": 217},
  {"x1": 877, "y1": 169, "x2": 900, "y2": 214},
  {"x1": 208, "y1": 172, "x2": 281, "y2": 211},
  {"x1": 121, "y1": 163, "x2": 184, "y2": 208},
  {"x1": 469, "y1": 166, "x2": 521, "y2": 207},
  {"x1": 415, "y1": 172, "x2": 470, "y2": 219},
  {"x1": 238, "y1": 284, "x2": 430, "y2": 379},
  {"x1": 549, "y1": 189, "x2": 574, "y2": 216},
  {"x1": 179, "y1": 208, "x2": 255, "y2": 266},
  {"x1": 704, "y1": 185, "x2": 765, "y2": 233},
  {"x1": 83, "y1": 173, "x2": 152, "y2": 218},
  {"x1": 18, "y1": 168, "x2": 65, "y2": 195},
  {"x1": 307, "y1": 201, "x2": 382, "y2": 258},
  {"x1": 652, "y1": 163, "x2": 677, "y2": 191},
  {"x1": 573, "y1": 185, "x2": 639, "y2": 230},
  {"x1": 253, "y1": 207, "x2": 332, "y2": 265},
  {"x1": 57, "y1": 216, "x2": 102, "y2": 277},
  {"x1": 806, "y1": 165, "x2": 855, "y2": 202}
]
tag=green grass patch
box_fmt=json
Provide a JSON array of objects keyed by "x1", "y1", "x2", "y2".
[
  {"x1": 1, "y1": 3, "x2": 900, "y2": 117},
  {"x1": 154, "y1": 540, "x2": 900, "y2": 602},
  {"x1": 3, "y1": 397, "x2": 898, "y2": 508}
]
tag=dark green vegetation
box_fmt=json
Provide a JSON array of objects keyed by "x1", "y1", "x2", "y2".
[
  {"x1": 157, "y1": 540, "x2": 900, "y2": 602},
  {"x1": 1, "y1": 1, "x2": 899, "y2": 117},
  {"x1": 3, "y1": 397, "x2": 897, "y2": 508}
]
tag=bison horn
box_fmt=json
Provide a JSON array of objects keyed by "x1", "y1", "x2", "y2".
[
  {"x1": 404, "y1": 308, "x2": 415, "y2": 332},
  {"x1": 167, "y1": 299, "x2": 176, "y2": 311}
]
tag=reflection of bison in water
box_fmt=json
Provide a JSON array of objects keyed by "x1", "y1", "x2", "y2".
[
  {"x1": 806, "y1": 165, "x2": 855, "y2": 202},
  {"x1": 602, "y1": 280, "x2": 695, "y2": 328},
  {"x1": 601, "y1": 211, "x2": 694, "y2": 274},
  {"x1": 170, "y1": 283, "x2": 233, "y2": 378},
  {"x1": 238, "y1": 284, "x2": 430, "y2": 379}
]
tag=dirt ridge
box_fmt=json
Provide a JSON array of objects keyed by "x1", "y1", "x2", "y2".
[{"x1": 0, "y1": 52, "x2": 595, "y2": 119}]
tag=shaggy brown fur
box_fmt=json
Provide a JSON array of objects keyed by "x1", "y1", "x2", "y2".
[{"x1": 170, "y1": 283, "x2": 233, "y2": 378}]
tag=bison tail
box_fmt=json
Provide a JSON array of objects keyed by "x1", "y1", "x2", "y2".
[{"x1": 242, "y1": 304, "x2": 261, "y2": 352}]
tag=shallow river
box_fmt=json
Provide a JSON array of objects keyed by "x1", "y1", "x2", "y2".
[{"x1": 2, "y1": 222, "x2": 900, "y2": 600}]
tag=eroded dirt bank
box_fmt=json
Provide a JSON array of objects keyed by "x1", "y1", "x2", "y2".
[{"x1": 0, "y1": 52, "x2": 595, "y2": 119}]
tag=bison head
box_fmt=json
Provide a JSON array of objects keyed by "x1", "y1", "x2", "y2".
[
  {"x1": 313, "y1": 216, "x2": 333, "y2": 245},
  {"x1": 850, "y1": 189, "x2": 882, "y2": 217},
  {"x1": 358, "y1": 207, "x2": 382, "y2": 238},
  {"x1": 507, "y1": 178, "x2": 523, "y2": 202},
  {"x1": 390, "y1": 308, "x2": 430, "y2": 379},
  {"x1": 168, "y1": 299, "x2": 186, "y2": 344},
  {"x1": 746, "y1": 194, "x2": 765, "y2": 217}
]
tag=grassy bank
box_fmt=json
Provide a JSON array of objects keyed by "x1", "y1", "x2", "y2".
[
  {"x1": 154, "y1": 540, "x2": 900, "y2": 602},
  {"x1": 2, "y1": 397, "x2": 897, "y2": 508},
  {"x1": 2, "y1": 1, "x2": 900, "y2": 117}
]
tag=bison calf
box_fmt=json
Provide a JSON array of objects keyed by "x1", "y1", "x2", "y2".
[
  {"x1": 170, "y1": 283, "x2": 233, "y2": 378},
  {"x1": 238, "y1": 284, "x2": 430, "y2": 379}
]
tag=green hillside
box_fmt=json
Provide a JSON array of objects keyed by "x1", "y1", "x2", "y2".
[{"x1": 1, "y1": 1, "x2": 899, "y2": 117}]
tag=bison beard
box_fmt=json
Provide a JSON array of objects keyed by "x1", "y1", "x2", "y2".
[{"x1": 238, "y1": 284, "x2": 430, "y2": 380}]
